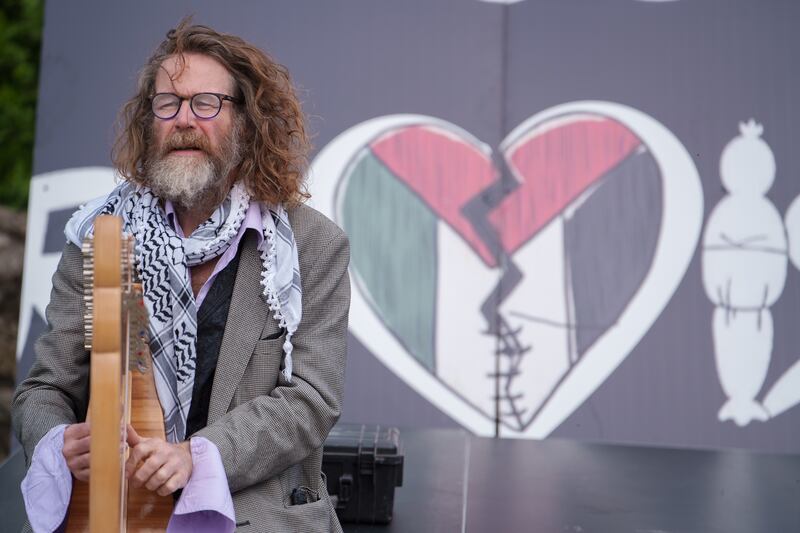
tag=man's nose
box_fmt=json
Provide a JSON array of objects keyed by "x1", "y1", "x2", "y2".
[{"x1": 174, "y1": 99, "x2": 196, "y2": 128}]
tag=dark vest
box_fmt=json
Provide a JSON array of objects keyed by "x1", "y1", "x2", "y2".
[{"x1": 185, "y1": 245, "x2": 242, "y2": 438}]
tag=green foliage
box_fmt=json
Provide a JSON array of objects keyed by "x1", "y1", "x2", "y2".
[{"x1": 0, "y1": 0, "x2": 43, "y2": 210}]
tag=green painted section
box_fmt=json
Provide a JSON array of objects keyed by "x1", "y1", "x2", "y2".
[{"x1": 341, "y1": 150, "x2": 438, "y2": 371}]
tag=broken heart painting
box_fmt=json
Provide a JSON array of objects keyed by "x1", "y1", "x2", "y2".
[{"x1": 310, "y1": 101, "x2": 703, "y2": 437}]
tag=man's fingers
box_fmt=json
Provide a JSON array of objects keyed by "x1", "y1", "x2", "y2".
[
  {"x1": 124, "y1": 437, "x2": 156, "y2": 478},
  {"x1": 132, "y1": 453, "x2": 167, "y2": 489},
  {"x1": 66, "y1": 452, "x2": 90, "y2": 473},
  {"x1": 144, "y1": 464, "x2": 173, "y2": 492},
  {"x1": 74, "y1": 468, "x2": 90, "y2": 483},
  {"x1": 126, "y1": 424, "x2": 142, "y2": 447},
  {"x1": 76, "y1": 434, "x2": 91, "y2": 452},
  {"x1": 64, "y1": 434, "x2": 91, "y2": 456},
  {"x1": 64, "y1": 422, "x2": 90, "y2": 440},
  {"x1": 125, "y1": 438, "x2": 192, "y2": 494},
  {"x1": 63, "y1": 423, "x2": 91, "y2": 460},
  {"x1": 156, "y1": 472, "x2": 184, "y2": 497},
  {"x1": 63, "y1": 423, "x2": 92, "y2": 480}
]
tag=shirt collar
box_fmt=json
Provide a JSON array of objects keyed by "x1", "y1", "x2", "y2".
[{"x1": 164, "y1": 198, "x2": 264, "y2": 246}]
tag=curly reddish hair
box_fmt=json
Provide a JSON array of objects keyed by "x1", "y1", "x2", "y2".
[{"x1": 112, "y1": 19, "x2": 310, "y2": 206}]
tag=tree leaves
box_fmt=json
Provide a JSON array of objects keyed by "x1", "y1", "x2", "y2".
[{"x1": 0, "y1": 0, "x2": 43, "y2": 210}]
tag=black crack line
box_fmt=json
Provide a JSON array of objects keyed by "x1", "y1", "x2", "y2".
[{"x1": 461, "y1": 152, "x2": 531, "y2": 434}]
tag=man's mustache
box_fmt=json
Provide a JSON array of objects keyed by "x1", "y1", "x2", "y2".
[{"x1": 160, "y1": 131, "x2": 212, "y2": 156}]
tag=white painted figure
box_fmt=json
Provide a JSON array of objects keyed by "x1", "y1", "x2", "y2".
[
  {"x1": 762, "y1": 195, "x2": 800, "y2": 418},
  {"x1": 702, "y1": 120, "x2": 788, "y2": 426}
]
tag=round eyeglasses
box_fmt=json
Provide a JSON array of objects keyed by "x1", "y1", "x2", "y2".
[{"x1": 151, "y1": 92, "x2": 239, "y2": 120}]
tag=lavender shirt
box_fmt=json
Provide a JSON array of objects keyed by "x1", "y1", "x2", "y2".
[{"x1": 21, "y1": 201, "x2": 264, "y2": 533}]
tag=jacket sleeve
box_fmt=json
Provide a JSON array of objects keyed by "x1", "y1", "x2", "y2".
[
  {"x1": 12, "y1": 243, "x2": 89, "y2": 465},
  {"x1": 195, "y1": 230, "x2": 350, "y2": 492}
]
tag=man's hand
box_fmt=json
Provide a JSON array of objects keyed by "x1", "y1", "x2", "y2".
[
  {"x1": 125, "y1": 425, "x2": 193, "y2": 496},
  {"x1": 63, "y1": 422, "x2": 91, "y2": 481}
]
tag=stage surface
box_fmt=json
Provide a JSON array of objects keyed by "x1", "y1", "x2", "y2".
[
  {"x1": 342, "y1": 429, "x2": 800, "y2": 533},
  {"x1": 1, "y1": 429, "x2": 798, "y2": 532}
]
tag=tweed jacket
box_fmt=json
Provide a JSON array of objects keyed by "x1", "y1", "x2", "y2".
[{"x1": 12, "y1": 203, "x2": 350, "y2": 533}]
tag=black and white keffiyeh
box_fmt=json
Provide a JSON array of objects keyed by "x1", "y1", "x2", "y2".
[{"x1": 65, "y1": 181, "x2": 302, "y2": 442}]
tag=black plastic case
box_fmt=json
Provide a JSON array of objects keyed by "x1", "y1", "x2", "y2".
[{"x1": 322, "y1": 424, "x2": 404, "y2": 524}]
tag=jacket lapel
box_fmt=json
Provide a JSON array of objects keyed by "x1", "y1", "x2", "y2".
[{"x1": 207, "y1": 232, "x2": 269, "y2": 423}]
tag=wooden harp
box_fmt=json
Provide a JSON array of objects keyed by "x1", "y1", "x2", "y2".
[{"x1": 65, "y1": 215, "x2": 173, "y2": 532}]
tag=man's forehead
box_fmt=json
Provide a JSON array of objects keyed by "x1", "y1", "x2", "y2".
[{"x1": 155, "y1": 53, "x2": 234, "y2": 93}]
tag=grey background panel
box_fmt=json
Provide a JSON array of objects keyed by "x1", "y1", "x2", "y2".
[
  {"x1": 43, "y1": 206, "x2": 79, "y2": 253},
  {"x1": 22, "y1": 0, "x2": 800, "y2": 452},
  {"x1": 34, "y1": 0, "x2": 505, "y2": 175}
]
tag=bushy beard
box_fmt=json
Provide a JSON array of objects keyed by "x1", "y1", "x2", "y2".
[{"x1": 144, "y1": 120, "x2": 243, "y2": 210}]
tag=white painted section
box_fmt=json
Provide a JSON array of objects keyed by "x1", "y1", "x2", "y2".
[
  {"x1": 497, "y1": 216, "x2": 571, "y2": 429},
  {"x1": 761, "y1": 186, "x2": 800, "y2": 418},
  {"x1": 435, "y1": 221, "x2": 499, "y2": 421},
  {"x1": 703, "y1": 122, "x2": 789, "y2": 426},
  {"x1": 713, "y1": 308, "x2": 771, "y2": 425},
  {"x1": 17, "y1": 167, "x2": 117, "y2": 359}
]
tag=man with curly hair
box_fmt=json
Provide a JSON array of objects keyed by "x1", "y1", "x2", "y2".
[{"x1": 13, "y1": 20, "x2": 349, "y2": 533}]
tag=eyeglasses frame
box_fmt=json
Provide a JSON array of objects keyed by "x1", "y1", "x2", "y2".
[{"x1": 150, "y1": 92, "x2": 240, "y2": 120}]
